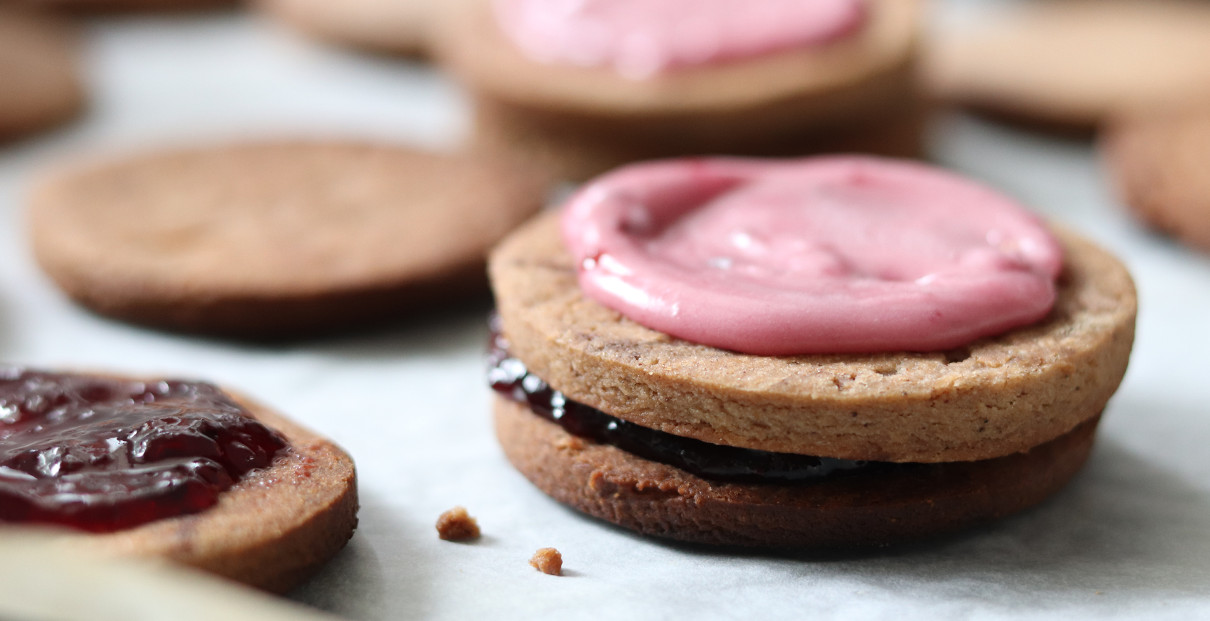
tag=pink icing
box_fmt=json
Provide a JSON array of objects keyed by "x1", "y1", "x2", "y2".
[
  {"x1": 560, "y1": 157, "x2": 1064, "y2": 355},
  {"x1": 492, "y1": 0, "x2": 868, "y2": 78}
]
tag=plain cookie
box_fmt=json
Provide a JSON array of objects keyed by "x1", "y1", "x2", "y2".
[
  {"x1": 925, "y1": 0, "x2": 1210, "y2": 130},
  {"x1": 0, "y1": 8, "x2": 84, "y2": 141},
  {"x1": 29, "y1": 142, "x2": 547, "y2": 339}
]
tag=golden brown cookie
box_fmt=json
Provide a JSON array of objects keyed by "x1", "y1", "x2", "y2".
[
  {"x1": 29, "y1": 142, "x2": 547, "y2": 339},
  {"x1": 925, "y1": 0, "x2": 1210, "y2": 130},
  {"x1": 1, "y1": 372, "x2": 357, "y2": 593},
  {"x1": 257, "y1": 0, "x2": 447, "y2": 56},
  {"x1": 0, "y1": 7, "x2": 84, "y2": 142},
  {"x1": 487, "y1": 210, "x2": 1136, "y2": 547},
  {"x1": 1102, "y1": 105, "x2": 1210, "y2": 253},
  {"x1": 439, "y1": 0, "x2": 926, "y2": 182}
]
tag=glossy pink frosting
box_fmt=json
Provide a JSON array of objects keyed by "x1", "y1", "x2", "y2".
[
  {"x1": 560, "y1": 157, "x2": 1064, "y2": 355},
  {"x1": 492, "y1": 0, "x2": 868, "y2": 78}
]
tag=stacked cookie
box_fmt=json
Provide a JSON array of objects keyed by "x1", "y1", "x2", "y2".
[{"x1": 488, "y1": 157, "x2": 1136, "y2": 547}]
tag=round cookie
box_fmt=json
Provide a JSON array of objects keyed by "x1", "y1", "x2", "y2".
[
  {"x1": 492, "y1": 212, "x2": 1135, "y2": 463},
  {"x1": 495, "y1": 398, "x2": 1101, "y2": 548},
  {"x1": 0, "y1": 7, "x2": 84, "y2": 142},
  {"x1": 488, "y1": 208, "x2": 1136, "y2": 547},
  {"x1": 11, "y1": 0, "x2": 234, "y2": 12},
  {"x1": 29, "y1": 142, "x2": 547, "y2": 339},
  {"x1": 1102, "y1": 105, "x2": 1210, "y2": 253},
  {"x1": 924, "y1": 0, "x2": 1210, "y2": 130},
  {"x1": 439, "y1": 0, "x2": 926, "y2": 182},
  {"x1": 257, "y1": 0, "x2": 447, "y2": 56},
  {"x1": 1, "y1": 372, "x2": 358, "y2": 593}
]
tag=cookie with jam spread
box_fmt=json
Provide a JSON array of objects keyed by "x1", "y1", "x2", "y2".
[
  {"x1": 0, "y1": 7, "x2": 84, "y2": 142},
  {"x1": 437, "y1": 0, "x2": 926, "y2": 182},
  {"x1": 487, "y1": 156, "x2": 1136, "y2": 547},
  {"x1": 28, "y1": 142, "x2": 547, "y2": 339},
  {"x1": 0, "y1": 368, "x2": 357, "y2": 592}
]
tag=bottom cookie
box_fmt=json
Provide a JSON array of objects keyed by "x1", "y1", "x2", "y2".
[
  {"x1": 471, "y1": 97, "x2": 929, "y2": 183},
  {"x1": 495, "y1": 395, "x2": 1098, "y2": 548}
]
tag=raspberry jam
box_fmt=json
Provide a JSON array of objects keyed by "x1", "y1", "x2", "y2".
[
  {"x1": 0, "y1": 368, "x2": 286, "y2": 533},
  {"x1": 488, "y1": 324, "x2": 897, "y2": 483}
]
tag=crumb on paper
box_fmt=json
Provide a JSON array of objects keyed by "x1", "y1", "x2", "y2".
[
  {"x1": 529, "y1": 547, "x2": 562, "y2": 576},
  {"x1": 436, "y1": 506, "x2": 480, "y2": 541}
]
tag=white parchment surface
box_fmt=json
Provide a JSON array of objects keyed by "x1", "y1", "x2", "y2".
[{"x1": 0, "y1": 3, "x2": 1206, "y2": 620}]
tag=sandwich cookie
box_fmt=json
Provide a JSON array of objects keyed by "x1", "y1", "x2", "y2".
[
  {"x1": 488, "y1": 156, "x2": 1137, "y2": 547},
  {"x1": 29, "y1": 142, "x2": 547, "y2": 339},
  {"x1": 0, "y1": 368, "x2": 357, "y2": 592},
  {"x1": 0, "y1": 7, "x2": 84, "y2": 142},
  {"x1": 440, "y1": 0, "x2": 926, "y2": 182}
]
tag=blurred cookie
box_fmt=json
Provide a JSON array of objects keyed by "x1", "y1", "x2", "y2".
[
  {"x1": 12, "y1": 0, "x2": 234, "y2": 12},
  {"x1": 258, "y1": 0, "x2": 446, "y2": 56},
  {"x1": 29, "y1": 142, "x2": 547, "y2": 339},
  {"x1": 440, "y1": 0, "x2": 925, "y2": 182},
  {"x1": 925, "y1": 0, "x2": 1210, "y2": 130},
  {"x1": 1103, "y1": 105, "x2": 1210, "y2": 252},
  {"x1": 0, "y1": 7, "x2": 83, "y2": 141}
]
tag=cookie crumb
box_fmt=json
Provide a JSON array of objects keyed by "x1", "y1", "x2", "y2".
[
  {"x1": 529, "y1": 547, "x2": 562, "y2": 575},
  {"x1": 436, "y1": 506, "x2": 480, "y2": 541}
]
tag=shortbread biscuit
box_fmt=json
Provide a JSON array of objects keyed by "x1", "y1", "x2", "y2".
[
  {"x1": 439, "y1": 0, "x2": 925, "y2": 182},
  {"x1": 925, "y1": 0, "x2": 1210, "y2": 130},
  {"x1": 29, "y1": 142, "x2": 546, "y2": 339},
  {"x1": 257, "y1": 0, "x2": 445, "y2": 56},
  {"x1": 0, "y1": 8, "x2": 84, "y2": 141},
  {"x1": 1102, "y1": 106, "x2": 1210, "y2": 253},
  {"x1": 495, "y1": 397, "x2": 1100, "y2": 547},
  {"x1": 491, "y1": 212, "x2": 1135, "y2": 464}
]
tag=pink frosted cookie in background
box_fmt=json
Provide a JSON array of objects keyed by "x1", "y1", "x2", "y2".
[
  {"x1": 438, "y1": 0, "x2": 927, "y2": 182},
  {"x1": 493, "y1": 0, "x2": 866, "y2": 78},
  {"x1": 487, "y1": 156, "x2": 1136, "y2": 547}
]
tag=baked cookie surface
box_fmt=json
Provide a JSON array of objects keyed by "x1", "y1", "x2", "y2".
[
  {"x1": 258, "y1": 0, "x2": 443, "y2": 56},
  {"x1": 495, "y1": 396, "x2": 1101, "y2": 548},
  {"x1": 0, "y1": 8, "x2": 84, "y2": 141},
  {"x1": 1103, "y1": 106, "x2": 1210, "y2": 253},
  {"x1": 440, "y1": 0, "x2": 925, "y2": 181},
  {"x1": 491, "y1": 211, "x2": 1136, "y2": 463},
  {"x1": 925, "y1": 0, "x2": 1210, "y2": 129},
  {"x1": 29, "y1": 142, "x2": 546, "y2": 338}
]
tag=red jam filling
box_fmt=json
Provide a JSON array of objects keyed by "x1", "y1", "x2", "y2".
[
  {"x1": 0, "y1": 368, "x2": 286, "y2": 533},
  {"x1": 487, "y1": 321, "x2": 900, "y2": 483}
]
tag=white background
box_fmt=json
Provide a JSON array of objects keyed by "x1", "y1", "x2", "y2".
[{"x1": 1, "y1": 2, "x2": 1208, "y2": 619}]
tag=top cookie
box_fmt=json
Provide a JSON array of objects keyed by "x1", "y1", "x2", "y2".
[
  {"x1": 30, "y1": 142, "x2": 547, "y2": 338},
  {"x1": 491, "y1": 211, "x2": 1136, "y2": 463},
  {"x1": 0, "y1": 8, "x2": 84, "y2": 141},
  {"x1": 925, "y1": 0, "x2": 1210, "y2": 129}
]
